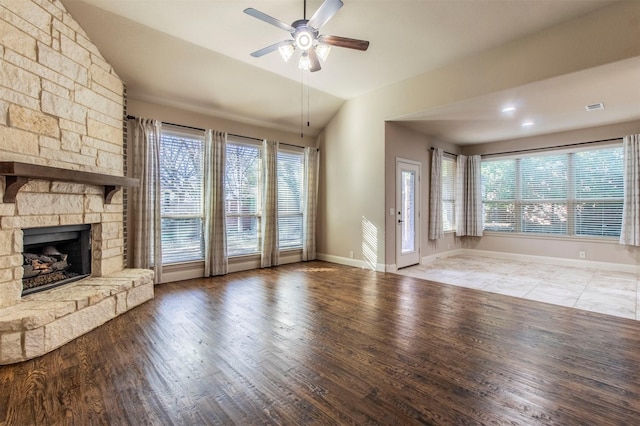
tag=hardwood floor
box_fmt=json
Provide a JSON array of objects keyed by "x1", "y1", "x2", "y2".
[{"x1": 1, "y1": 261, "x2": 639, "y2": 425}]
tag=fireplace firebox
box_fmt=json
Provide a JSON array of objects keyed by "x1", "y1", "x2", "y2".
[{"x1": 22, "y1": 225, "x2": 91, "y2": 296}]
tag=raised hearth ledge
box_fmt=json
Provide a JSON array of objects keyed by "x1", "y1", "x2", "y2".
[
  {"x1": 0, "y1": 269, "x2": 154, "y2": 365},
  {"x1": 0, "y1": 162, "x2": 139, "y2": 204}
]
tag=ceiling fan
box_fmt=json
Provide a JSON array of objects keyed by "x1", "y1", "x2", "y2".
[{"x1": 244, "y1": 0, "x2": 369, "y2": 72}]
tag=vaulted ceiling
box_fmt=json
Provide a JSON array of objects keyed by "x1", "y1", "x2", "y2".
[{"x1": 61, "y1": 0, "x2": 639, "y2": 142}]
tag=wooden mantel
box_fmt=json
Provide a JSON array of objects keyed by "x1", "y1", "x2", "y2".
[{"x1": 0, "y1": 162, "x2": 139, "y2": 204}]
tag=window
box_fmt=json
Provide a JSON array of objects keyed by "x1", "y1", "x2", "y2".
[
  {"x1": 159, "y1": 126, "x2": 205, "y2": 263},
  {"x1": 442, "y1": 156, "x2": 456, "y2": 231},
  {"x1": 480, "y1": 145, "x2": 623, "y2": 237},
  {"x1": 277, "y1": 149, "x2": 304, "y2": 249},
  {"x1": 225, "y1": 140, "x2": 262, "y2": 256}
]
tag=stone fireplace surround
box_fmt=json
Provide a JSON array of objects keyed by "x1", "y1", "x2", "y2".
[{"x1": 0, "y1": 0, "x2": 154, "y2": 364}]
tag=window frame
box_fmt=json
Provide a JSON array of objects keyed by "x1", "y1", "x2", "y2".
[
  {"x1": 442, "y1": 155, "x2": 456, "y2": 232},
  {"x1": 480, "y1": 143, "x2": 624, "y2": 239}
]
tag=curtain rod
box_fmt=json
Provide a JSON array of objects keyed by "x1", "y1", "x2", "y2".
[
  {"x1": 430, "y1": 147, "x2": 458, "y2": 157},
  {"x1": 480, "y1": 137, "x2": 622, "y2": 157},
  {"x1": 126, "y1": 115, "x2": 316, "y2": 151}
]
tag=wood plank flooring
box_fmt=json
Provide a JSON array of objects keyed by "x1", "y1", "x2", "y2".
[{"x1": 1, "y1": 261, "x2": 639, "y2": 425}]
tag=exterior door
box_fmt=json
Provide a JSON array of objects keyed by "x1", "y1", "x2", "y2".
[{"x1": 396, "y1": 159, "x2": 420, "y2": 269}]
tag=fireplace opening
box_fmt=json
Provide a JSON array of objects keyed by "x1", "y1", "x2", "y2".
[{"x1": 22, "y1": 224, "x2": 91, "y2": 296}]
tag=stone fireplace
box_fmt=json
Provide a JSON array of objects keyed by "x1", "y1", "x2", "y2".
[{"x1": 0, "y1": 0, "x2": 154, "y2": 364}]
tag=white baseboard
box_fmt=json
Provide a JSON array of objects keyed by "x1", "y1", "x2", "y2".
[
  {"x1": 422, "y1": 248, "x2": 638, "y2": 275},
  {"x1": 316, "y1": 253, "x2": 386, "y2": 272}
]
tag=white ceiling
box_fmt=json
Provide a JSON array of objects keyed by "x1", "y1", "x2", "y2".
[{"x1": 61, "y1": 0, "x2": 639, "y2": 142}]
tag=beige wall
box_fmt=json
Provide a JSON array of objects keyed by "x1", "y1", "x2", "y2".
[
  {"x1": 318, "y1": 1, "x2": 640, "y2": 269},
  {"x1": 384, "y1": 123, "x2": 461, "y2": 268}
]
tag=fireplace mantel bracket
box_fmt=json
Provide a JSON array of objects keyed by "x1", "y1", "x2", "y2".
[{"x1": 1, "y1": 162, "x2": 139, "y2": 204}]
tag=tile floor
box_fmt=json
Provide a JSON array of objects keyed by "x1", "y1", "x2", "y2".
[{"x1": 395, "y1": 255, "x2": 640, "y2": 320}]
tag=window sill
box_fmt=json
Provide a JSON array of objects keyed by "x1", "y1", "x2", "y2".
[{"x1": 480, "y1": 231, "x2": 620, "y2": 244}]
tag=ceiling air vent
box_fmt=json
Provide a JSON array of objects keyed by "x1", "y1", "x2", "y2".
[{"x1": 585, "y1": 102, "x2": 604, "y2": 111}]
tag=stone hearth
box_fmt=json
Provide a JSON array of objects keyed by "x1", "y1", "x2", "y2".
[{"x1": 0, "y1": 1, "x2": 154, "y2": 364}]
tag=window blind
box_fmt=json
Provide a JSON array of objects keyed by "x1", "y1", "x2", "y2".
[
  {"x1": 277, "y1": 150, "x2": 304, "y2": 249},
  {"x1": 225, "y1": 141, "x2": 262, "y2": 256},
  {"x1": 573, "y1": 147, "x2": 623, "y2": 236},
  {"x1": 159, "y1": 126, "x2": 205, "y2": 263},
  {"x1": 442, "y1": 157, "x2": 456, "y2": 231},
  {"x1": 480, "y1": 144, "x2": 623, "y2": 238}
]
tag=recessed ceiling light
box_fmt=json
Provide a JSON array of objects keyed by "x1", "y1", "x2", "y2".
[
  {"x1": 521, "y1": 120, "x2": 534, "y2": 127},
  {"x1": 501, "y1": 106, "x2": 516, "y2": 113}
]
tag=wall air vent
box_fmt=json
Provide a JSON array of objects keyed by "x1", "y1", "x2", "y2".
[{"x1": 585, "y1": 102, "x2": 604, "y2": 111}]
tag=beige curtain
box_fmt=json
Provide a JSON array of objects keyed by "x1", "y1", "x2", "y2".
[
  {"x1": 261, "y1": 140, "x2": 279, "y2": 267},
  {"x1": 131, "y1": 118, "x2": 163, "y2": 284},
  {"x1": 302, "y1": 147, "x2": 319, "y2": 260},
  {"x1": 204, "y1": 130, "x2": 228, "y2": 276},
  {"x1": 620, "y1": 134, "x2": 640, "y2": 246},
  {"x1": 455, "y1": 154, "x2": 483, "y2": 237},
  {"x1": 429, "y1": 148, "x2": 443, "y2": 240}
]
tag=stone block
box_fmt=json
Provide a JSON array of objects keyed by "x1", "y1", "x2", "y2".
[
  {"x1": 87, "y1": 118, "x2": 122, "y2": 145},
  {"x1": 22, "y1": 180, "x2": 51, "y2": 193},
  {"x1": 52, "y1": 16, "x2": 74, "y2": 40},
  {"x1": 44, "y1": 297, "x2": 116, "y2": 352},
  {"x1": 59, "y1": 214, "x2": 84, "y2": 225},
  {"x1": 17, "y1": 192, "x2": 84, "y2": 216},
  {"x1": 0, "y1": 331, "x2": 23, "y2": 364},
  {"x1": 101, "y1": 246, "x2": 123, "y2": 259},
  {"x1": 0, "y1": 255, "x2": 23, "y2": 269},
  {"x1": 0, "y1": 20, "x2": 37, "y2": 60},
  {"x1": 50, "y1": 182, "x2": 85, "y2": 194},
  {"x1": 75, "y1": 33, "x2": 101, "y2": 57},
  {"x1": 0, "y1": 231, "x2": 13, "y2": 256},
  {"x1": 0, "y1": 270, "x2": 11, "y2": 285},
  {"x1": 84, "y1": 213, "x2": 101, "y2": 224},
  {"x1": 115, "y1": 292, "x2": 127, "y2": 315},
  {"x1": 0, "y1": 126, "x2": 39, "y2": 156},
  {"x1": 37, "y1": 42, "x2": 87, "y2": 84},
  {"x1": 2, "y1": 214, "x2": 60, "y2": 229},
  {"x1": 89, "y1": 63, "x2": 123, "y2": 96},
  {"x1": 42, "y1": 79, "x2": 70, "y2": 99},
  {"x1": 0, "y1": 100, "x2": 8, "y2": 125},
  {"x1": 87, "y1": 109, "x2": 122, "y2": 131},
  {"x1": 34, "y1": 0, "x2": 64, "y2": 21},
  {"x1": 75, "y1": 86, "x2": 121, "y2": 119},
  {"x1": 42, "y1": 91, "x2": 87, "y2": 123},
  {"x1": 8, "y1": 104, "x2": 59, "y2": 138},
  {"x1": 4, "y1": 49, "x2": 73, "y2": 91},
  {"x1": 40, "y1": 147, "x2": 96, "y2": 168},
  {"x1": 85, "y1": 195, "x2": 104, "y2": 213},
  {"x1": 98, "y1": 255, "x2": 123, "y2": 277},
  {"x1": 61, "y1": 130, "x2": 81, "y2": 152},
  {"x1": 23, "y1": 327, "x2": 45, "y2": 361},
  {"x1": 126, "y1": 281, "x2": 154, "y2": 310},
  {"x1": 59, "y1": 118, "x2": 86, "y2": 135},
  {"x1": 12, "y1": 229, "x2": 23, "y2": 253},
  {"x1": 83, "y1": 135, "x2": 122, "y2": 154},
  {"x1": 97, "y1": 150, "x2": 123, "y2": 173},
  {"x1": 3, "y1": 0, "x2": 52, "y2": 32},
  {"x1": 39, "y1": 135, "x2": 61, "y2": 150},
  {"x1": 101, "y1": 213, "x2": 123, "y2": 223},
  {"x1": 60, "y1": 34, "x2": 91, "y2": 68},
  {"x1": 0, "y1": 86, "x2": 39, "y2": 111},
  {"x1": 0, "y1": 58, "x2": 40, "y2": 99}
]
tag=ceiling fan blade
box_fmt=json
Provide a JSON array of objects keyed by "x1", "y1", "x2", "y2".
[
  {"x1": 250, "y1": 40, "x2": 293, "y2": 58},
  {"x1": 308, "y1": 48, "x2": 321, "y2": 72},
  {"x1": 244, "y1": 8, "x2": 294, "y2": 32},
  {"x1": 308, "y1": 0, "x2": 343, "y2": 30},
  {"x1": 318, "y1": 35, "x2": 369, "y2": 51}
]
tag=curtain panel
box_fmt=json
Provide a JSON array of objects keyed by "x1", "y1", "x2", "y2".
[
  {"x1": 302, "y1": 147, "x2": 319, "y2": 260},
  {"x1": 131, "y1": 118, "x2": 163, "y2": 284},
  {"x1": 620, "y1": 134, "x2": 640, "y2": 246},
  {"x1": 204, "y1": 130, "x2": 229, "y2": 276},
  {"x1": 455, "y1": 155, "x2": 483, "y2": 237},
  {"x1": 429, "y1": 148, "x2": 444, "y2": 240},
  {"x1": 261, "y1": 140, "x2": 279, "y2": 267}
]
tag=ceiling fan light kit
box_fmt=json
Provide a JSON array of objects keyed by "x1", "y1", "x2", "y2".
[{"x1": 244, "y1": 0, "x2": 369, "y2": 72}]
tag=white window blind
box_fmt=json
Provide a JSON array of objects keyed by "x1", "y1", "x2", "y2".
[
  {"x1": 225, "y1": 141, "x2": 262, "y2": 256},
  {"x1": 442, "y1": 156, "x2": 456, "y2": 231},
  {"x1": 573, "y1": 147, "x2": 623, "y2": 236},
  {"x1": 520, "y1": 155, "x2": 568, "y2": 234},
  {"x1": 481, "y1": 144, "x2": 623, "y2": 238},
  {"x1": 481, "y1": 159, "x2": 516, "y2": 232},
  {"x1": 277, "y1": 150, "x2": 304, "y2": 249},
  {"x1": 159, "y1": 126, "x2": 205, "y2": 263}
]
